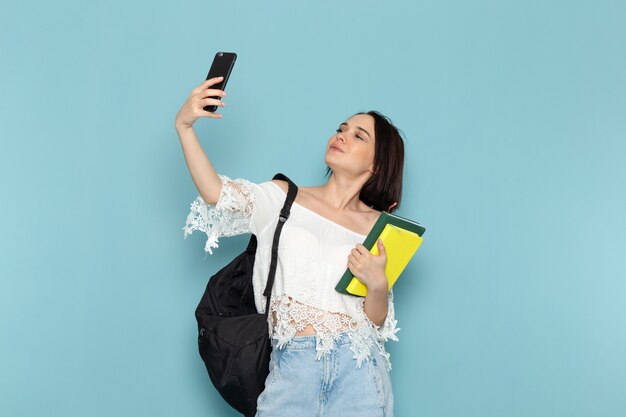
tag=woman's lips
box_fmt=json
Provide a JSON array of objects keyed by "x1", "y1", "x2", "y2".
[{"x1": 330, "y1": 145, "x2": 344, "y2": 152}]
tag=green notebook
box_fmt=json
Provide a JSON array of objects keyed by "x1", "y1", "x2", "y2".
[{"x1": 335, "y1": 211, "x2": 426, "y2": 297}]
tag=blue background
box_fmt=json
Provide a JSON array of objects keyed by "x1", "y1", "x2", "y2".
[{"x1": 1, "y1": 1, "x2": 625, "y2": 416}]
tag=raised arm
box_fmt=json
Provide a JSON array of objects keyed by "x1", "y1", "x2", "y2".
[{"x1": 175, "y1": 77, "x2": 227, "y2": 204}]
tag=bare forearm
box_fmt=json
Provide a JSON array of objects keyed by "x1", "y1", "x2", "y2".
[
  {"x1": 174, "y1": 77, "x2": 227, "y2": 204},
  {"x1": 363, "y1": 285, "x2": 388, "y2": 327},
  {"x1": 176, "y1": 125, "x2": 222, "y2": 204}
]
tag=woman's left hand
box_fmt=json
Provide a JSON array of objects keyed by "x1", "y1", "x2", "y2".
[{"x1": 347, "y1": 240, "x2": 389, "y2": 292}]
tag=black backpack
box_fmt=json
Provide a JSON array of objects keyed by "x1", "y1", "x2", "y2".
[{"x1": 195, "y1": 173, "x2": 298, "y2": 417}]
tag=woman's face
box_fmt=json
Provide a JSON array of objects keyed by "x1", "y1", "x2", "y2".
[{"x1": 325, "y1": 113, "x2": 376, "y2": 177}]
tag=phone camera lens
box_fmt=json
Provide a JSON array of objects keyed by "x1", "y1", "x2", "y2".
[{"x1": 218, "y1": 52, "x2": 223, "y2": 57}]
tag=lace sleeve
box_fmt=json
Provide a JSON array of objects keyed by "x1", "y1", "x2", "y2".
[
  {"x1": 377, "y1": 290, "x2": 400, "y2": 342},
  {"x1": 371, "y1": 289, "x2": 400, "y2": 370},
  {"x1": 182, "y1": 174, "x2": 256, "y2": 254}
]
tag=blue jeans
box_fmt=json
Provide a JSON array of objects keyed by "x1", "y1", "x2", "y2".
[{"x1": 255, "y1": 332, "x2": 394, "y2": 417}]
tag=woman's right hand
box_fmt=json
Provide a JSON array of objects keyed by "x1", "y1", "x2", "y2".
[{"x1": 175, "y1": 77, "x2": 227, "y2": 130}]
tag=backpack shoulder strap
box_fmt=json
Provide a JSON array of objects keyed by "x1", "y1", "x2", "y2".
[{"x1": 262, "y1": 173, "x2": 298, "y2": 315}]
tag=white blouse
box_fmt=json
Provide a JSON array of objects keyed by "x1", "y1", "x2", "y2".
[{"x1": 183, "y1": 175, "x2": 399, "y2": 369}]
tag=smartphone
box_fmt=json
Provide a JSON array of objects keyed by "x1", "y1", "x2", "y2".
[{"x1": 203, "y1": 52, "x2": 237, "y2": 112}]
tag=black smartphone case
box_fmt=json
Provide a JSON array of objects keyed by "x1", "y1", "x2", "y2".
[{"x1": 204, "y1": 52, "x2": 237, "y2": 112}]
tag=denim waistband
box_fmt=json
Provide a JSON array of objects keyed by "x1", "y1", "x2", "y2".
[{"x1": 272, "y1": 331, "x2": 352, "y2": 350}]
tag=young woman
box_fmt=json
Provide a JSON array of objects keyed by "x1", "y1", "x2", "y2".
[{"x1": 177, "y1": 77, "x2": 405, "y2": 417}]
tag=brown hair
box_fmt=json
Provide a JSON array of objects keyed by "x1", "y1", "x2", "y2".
[{"x1": 326, "y1": 110, "x2": 405, "y2": 213}]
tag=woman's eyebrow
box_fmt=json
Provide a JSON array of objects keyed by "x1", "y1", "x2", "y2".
[{"x1": 340, "y1": 122, "x2": 372, "y2": 140}]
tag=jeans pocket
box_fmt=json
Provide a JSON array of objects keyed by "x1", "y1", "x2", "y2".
[
  {"x1": 366, "y1": 355, "x2": 386, "y2": 408},
  {"x1": 257, "y1": 349, "x2": 280, "y2": 408}
]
